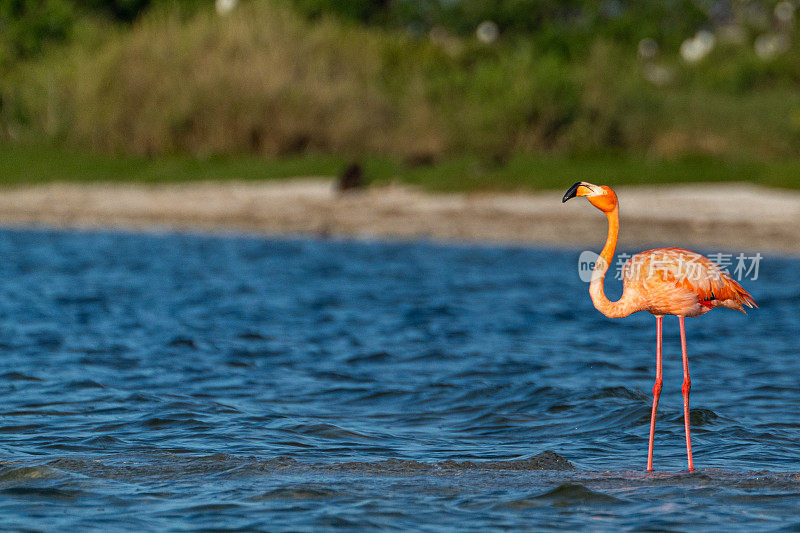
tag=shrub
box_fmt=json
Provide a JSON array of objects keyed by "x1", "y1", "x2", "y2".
[
  {"x1": 62, "y1": 2, "x2": 445, "y2": 157},
  {"x1": 0, "y1": 0, "x2": 75, "y2": 67},
  {"x1": 2, "y1": 0, "x2": 800, "y2": 162}
]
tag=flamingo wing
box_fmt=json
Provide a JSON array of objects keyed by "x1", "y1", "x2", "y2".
[{"x1": 623, "y1": 247, "x2": 757, "y2": 316}]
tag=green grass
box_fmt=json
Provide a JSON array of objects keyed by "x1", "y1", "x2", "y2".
[
  {"x1": 371, "y1": 153, "x2": 800, "y2": 191},
  {"x1": 2, "y1": 144, "x2": 800, "y2": 191},
  {"x1": 0, "y1": 145, "x2": 348, "y2": 184}
]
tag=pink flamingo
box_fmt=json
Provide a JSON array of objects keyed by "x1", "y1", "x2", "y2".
[{"x1": 562, "y1": 182, "x2": 756, "y2": 472}]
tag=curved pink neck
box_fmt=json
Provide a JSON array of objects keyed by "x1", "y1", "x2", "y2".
[{"x1": 589, "y1": 206, "x2": 639, "y2": 318}]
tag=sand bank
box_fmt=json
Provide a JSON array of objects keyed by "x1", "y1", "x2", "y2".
[{"x1": 0, "y1": 180, "x2": 795, "y2": 253}]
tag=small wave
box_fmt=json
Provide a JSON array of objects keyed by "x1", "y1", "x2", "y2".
[
  {"x1": 325, "y1": 451, "x2": 574, "y2": 474},
  {"x1": 228, "y1": 347, "x2": 286, "y2": 359},
  {"x1": 80, "y1": 435, "x2": 124, "y2": 448},
  {"x1": 438, "y1": 451, "x2": 575, "y2": 471},
  {"x1": 591, "y1": 386, "x2": 647, "y2": 401},
  {"x1": 345, "y1": 351, "x2": 392, "y2": 364},
  {"x1": 668, "y1": 408, "x2": 718, "y2": 426},
  {"x1": 167, "y1": 337, "x2": 197, "y2": 349},
  {"x1": 236, "y1": 332, "x2": 272, "y2": 341},
  {"x1": 729, "y1": 491, "x2": 800, "y2": 503},
  {"x1": 65, "y1": 379, "x2": 106, "y2": 390},
  {"x1": 79, "y1": 354, "x2": 140, "y2": 370},
  {"x1": 176, "y1": 503, "x2": 244, "y2": 512},
  {"x1": 53, "y1": 295, "x2": 105, "y2": 306},
  {"x1": 290, "y1": 423, "x2": 372, "y2": 441},
  {"x1": 501, "y1": 484, "x2": 621, "y2": 509},
  {"x1": 537, "y1": 483, "x2": 621, "y2": 503},
  {"x1": 251, "y1": 485, "x2": 341, "y2": 501},
  {"x1": 0, "y1": 424, "x2": 43, "y2": 433},
  {"x1": 0, "y1": 486, "x2": 82, "y2": 500},
  {"x1": 0, "y1": 465, "x2": 56, "y2": 482},
  {"x1": 0, "y1": 372, "x2": 42, "y2": 382},
  {"x1": 141, "y1": 417, "x2": 210, "y2": 429}
]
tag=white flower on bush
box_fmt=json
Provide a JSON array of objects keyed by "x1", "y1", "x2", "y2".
[
  {"x1": 754, "y1": 34, "x2": 789, "y2": 60},
  {"x1": 475, "y1": 21, "x2": 499, "y2": 44},
  {"x1": 216, "y1": 0, "x2": 238, "y2": 16},
  {"x1": 680, "y1": 30, "x2": 715, "y2": 63}
]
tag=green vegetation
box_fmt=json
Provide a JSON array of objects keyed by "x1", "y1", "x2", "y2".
[
  {"x1": 287, "y1": 0, "x2": 709, "y2": 54},
  {"x1": 2, "y1": 1, "x2": 800, "y2": 190},
  {"x1": 4, "y1": 144, "x2": 800, "y2": 192},
  {"x1": 0, "y1": 144, "x2": 345, "y2": 184}
]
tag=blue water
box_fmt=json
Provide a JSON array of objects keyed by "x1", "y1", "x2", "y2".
[{"x1": 0, "y1": 229, "x2": 797, "y2": 530}]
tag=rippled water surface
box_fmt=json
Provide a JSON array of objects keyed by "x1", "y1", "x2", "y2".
[{"x1": 0, "y1": 229, "x2": 797, "y2": 530}]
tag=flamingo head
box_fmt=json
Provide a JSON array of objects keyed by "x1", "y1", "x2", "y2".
[{"x1": 562, "y1": 181, "x2": 618, "y2": 213}]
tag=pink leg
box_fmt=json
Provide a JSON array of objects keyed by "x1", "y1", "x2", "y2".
[
  {"x1": 679, "y1": 316, "x2": 695, "y2": 473},
  {"x1": 647, "y1": 316, "x2": 663, "y2": 472}
]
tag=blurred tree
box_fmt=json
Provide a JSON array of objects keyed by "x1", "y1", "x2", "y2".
[
  {"x1": 76, "y1": 0, "x2": 206, "y2": 22},
  {"x1": 0, "y1": 0, "x2": 207, "y2": 66},
  {"x1": 290, "y1": 0, "x2": 392, "y2": 23},
  {"x1": 0, "y1": 0, "x2": 75, "y2": 61},
  {"x1": 287, "y1": 0, "x2": 710, "y2": 54},
  {"x1": 78, "y1": 0, "x2": 151, "y2": 22}
]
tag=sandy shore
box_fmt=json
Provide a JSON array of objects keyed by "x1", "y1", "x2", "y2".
[{"x1": 0, "y1": 179, "x2": 796, "y2": 253}]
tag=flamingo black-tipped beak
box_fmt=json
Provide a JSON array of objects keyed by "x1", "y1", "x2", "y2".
[{"x1": 562, "y1": 182, "x2": 583, "y2": 203}]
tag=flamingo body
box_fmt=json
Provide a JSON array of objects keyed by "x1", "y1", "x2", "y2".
[
  {"x1": 562, "y1": 181, "x2": 756, "y2": 473},
  {"x1": 620, "y1": 247, "x2": 756, "y2": 318}
]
